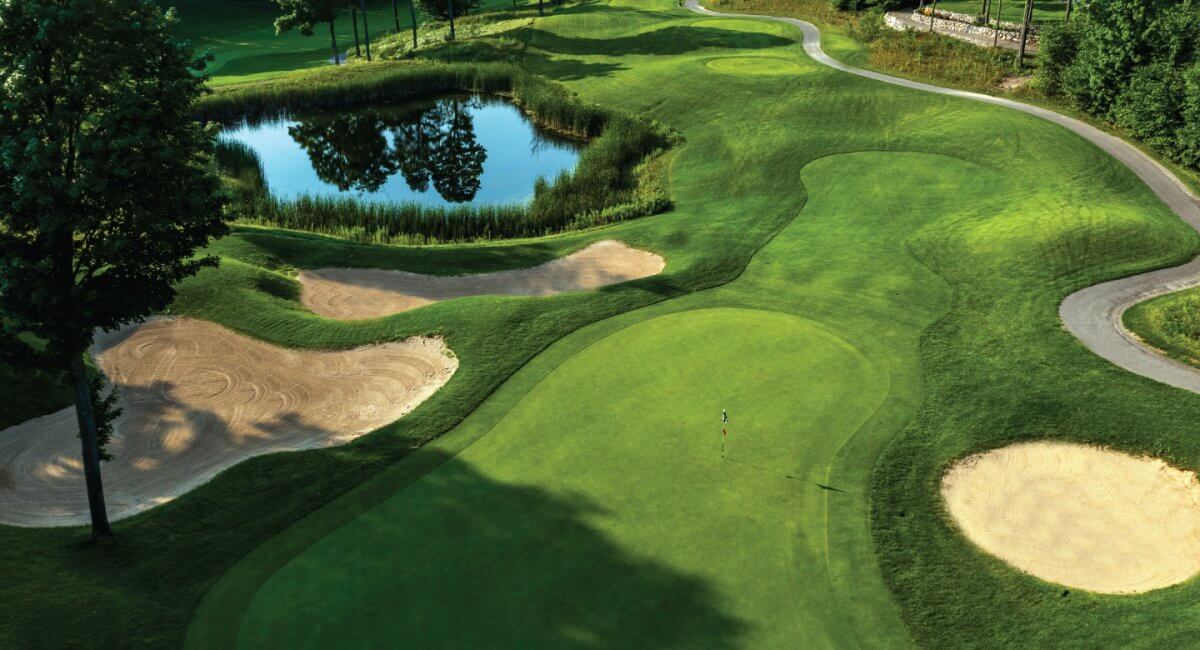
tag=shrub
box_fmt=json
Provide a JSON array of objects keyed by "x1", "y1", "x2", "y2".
[
  {"x1": 1112, "y1": 63, "x2": 1185, "y2": 154},
  {"x1": 1035, "y1": 21, "x2": 1079, "y2": 96},
  {"x1": 1042, "y1": 0, "x2": 1200, "y2": 174}
]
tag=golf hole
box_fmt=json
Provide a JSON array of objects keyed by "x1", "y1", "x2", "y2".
[{"x1": 941, "y1": 440, "x2": 1200, "y2": 594}]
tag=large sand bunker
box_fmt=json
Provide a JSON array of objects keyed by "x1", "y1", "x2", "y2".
[
  {"x1": 942, "y1": 441, "x2": 1200, "y2": 593},
  {"x1": 299, "y1": 240, "x2": 665, "y2": 320},
  {"x1": 0, "y1": 318, "x2": 456, "y2": 527}
]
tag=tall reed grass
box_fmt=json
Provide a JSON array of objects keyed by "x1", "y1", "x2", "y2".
[{"x1": 203, "y1": 62, "x2": 674, "y2": 243}]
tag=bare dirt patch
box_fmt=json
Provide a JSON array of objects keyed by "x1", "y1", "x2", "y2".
[
  {"x1": 0, "y1": 318, "x2": 457, "y2": 527},
  {"x1": 942, "y1": 440, "x2": 1200, "y2": 593},
  {"x1": 1000, "y1": 74, "x2": 1033, "y2": 92},
  {"x1": 299, "y1": 240, "x2": 665, "y2": 320}
]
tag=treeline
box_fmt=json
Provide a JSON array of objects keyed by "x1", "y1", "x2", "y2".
[
  {"x1": 1039, "y1": 0, "x2": 1200, "y2": 170},
  {"x1": 201, "y1": 62, "x2": 675, "y2": 243}
]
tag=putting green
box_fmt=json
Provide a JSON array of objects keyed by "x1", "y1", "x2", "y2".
[
  {"x1": 706, "y1": 56, "x2": 802, "y2": 75},
  {"x1": 231, "y1": 308, "x2": 887, "y2": 647}
]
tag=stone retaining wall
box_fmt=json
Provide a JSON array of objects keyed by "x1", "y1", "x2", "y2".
[{"x1": 886, "y1": 11, "x2": 1037, "y2": 45}]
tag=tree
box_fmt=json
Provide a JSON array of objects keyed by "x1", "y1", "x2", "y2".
[
  {"x1": 349, "y1": 2, "x2": 362, "y2": 57},
  {"x1": 415, "y1": 0, "x2": 482, "y2": 38},
  {"x1": 274, "y1": 0, "x2": 342, "y2": 65},
  {"x1": 359, "y1": 0, "x2": 372, "y2": 61},
  {"x1": 408, "y1": 0, "x2": 419, "y2": 49},
  {"x1": 0, "y1": 0, "x2": 226, "y2": 538}
]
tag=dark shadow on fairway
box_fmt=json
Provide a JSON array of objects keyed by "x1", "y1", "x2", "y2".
[
  {"x1": 528, "y1": 26, "x2": 793, "y2": 57},
  {"x1": 521, "y1": 50, "x2": 628, "y2": 80},
  {"x1": 236, "y1": 450, "x2": 750, "y2": 648}
]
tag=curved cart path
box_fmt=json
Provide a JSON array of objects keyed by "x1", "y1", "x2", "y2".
[{"x1": 686, "y1": 0, "x2": 1200, "y2": 394}]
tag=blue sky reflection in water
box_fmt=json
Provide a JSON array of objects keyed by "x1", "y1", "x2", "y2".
[{"x1": 220, "y1": 95, "x2": 583, "y2": 207}]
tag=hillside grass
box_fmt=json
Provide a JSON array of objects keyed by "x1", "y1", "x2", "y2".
[
  {"x1": 1124, "y1": 290, "x2": 1200, "y2": 367},
  {"x1": 167, "y1": 0, "x2": 516, "y2": 85}
]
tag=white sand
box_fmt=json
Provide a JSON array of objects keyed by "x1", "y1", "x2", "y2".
[
  {"x1": 0, "y1": 318, "x2": 457, "y2": 527},
  {"x1": 299, "y1": 240, "x2": 665, "y2": 320},
  {"x1": 942, "y1": 440, "x2": 1200, "y2": 593}
]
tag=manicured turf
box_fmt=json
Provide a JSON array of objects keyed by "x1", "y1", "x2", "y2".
[
  {"x1": 234, "y1": 308, "x2": 887, "y2": 647},
  {"x1": 7, "y1": 0, "x2": 1200, "y2": 648}
]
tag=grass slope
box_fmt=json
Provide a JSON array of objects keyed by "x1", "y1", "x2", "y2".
[
  {"x1": 1124, "y1": 290, "x2": 1200, "y2": 367},
  {"x1": 168, "y1": 0, "x2": 512, "y2": 85},
  {"x1": 6, "y1": 0, "x2": 1200, "y2": 648}
]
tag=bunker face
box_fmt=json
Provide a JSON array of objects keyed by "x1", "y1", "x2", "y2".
[
  {"x1": 705, "y1": 56, "x2": 802, "y2": 75},
  {"x1": 942, "y1": 441, "x2": 1200, "y2": 594},
  {"x1": 0, "y1": 318, "x2": 457, "y2": 527},
  {"x1": 299, "y1": 240, "x2": 665, "y2": 320}
]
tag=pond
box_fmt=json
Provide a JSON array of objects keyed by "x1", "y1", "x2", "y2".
[{"x1": 220, "y1": 95, "x2": 583, "y2": 207}]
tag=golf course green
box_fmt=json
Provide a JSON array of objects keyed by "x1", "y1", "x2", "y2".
[{"x1": 5, "y1": 0, "x2": 1200, "y2": 648}]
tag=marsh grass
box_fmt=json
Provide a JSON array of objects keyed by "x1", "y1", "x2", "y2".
[{"x1": 204, "y1": 61, "x2": 674, "y2": 243}]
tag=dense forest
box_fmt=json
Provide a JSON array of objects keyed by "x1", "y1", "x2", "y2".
[{"x1": 1040, "y1": 0, "x2": 1200, "y2": 170}]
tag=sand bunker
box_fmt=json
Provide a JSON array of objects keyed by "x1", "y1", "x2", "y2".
[
  {"x1": 299, "y1": 240, "x2": 665, "y2": 321},
  {"x1": 942, "y1": 441, "x2": 1200, "y2": 593},
  {"x1": 0, "y1": 318, "x2": 456, "y2": 527}
]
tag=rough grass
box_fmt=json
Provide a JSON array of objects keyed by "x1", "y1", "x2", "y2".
[{"x1": 1124, "y1": 289, "x2": 1200, "y2": 367}]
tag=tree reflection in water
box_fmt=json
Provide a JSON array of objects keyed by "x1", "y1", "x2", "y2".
[{"x1": 287, "y1": 96, "x2": 488, "y2": 202}]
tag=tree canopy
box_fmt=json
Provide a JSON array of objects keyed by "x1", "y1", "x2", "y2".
[
  {"x1": 1039, "y1": 0, "x2": 1200, "y2": 168},
  {"x1": 415, "y1": 0, "x2": 482, "y2": 22},
  {"x1": 0, "y1": 0, "x2": 227, "y2": 536}
]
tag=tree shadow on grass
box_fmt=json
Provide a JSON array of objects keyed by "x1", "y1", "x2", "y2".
[
  {"x1": 237, "y1": 449, "x2": 749, "y2": 648},
  {"x1": 527, "y1": 25, "x2": 794, "y2": 57},
  {"x1": 521, "y1": 49, "x2": 629, "y2": 81}
]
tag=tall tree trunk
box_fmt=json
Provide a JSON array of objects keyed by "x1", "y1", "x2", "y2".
[
  {"x1": 1065, "y1": 0, "x2": 1072, "y2": 21},
  {"x1": 928, "y1": 0, "x2": 938, "y2": 32},
  {"x1": 351, "y1": 4, "x2": 362, "y2": 57},
  {"x1": 360, "y1": 0, "x2": 372, "y2": 61},
  {"x1": 329, "y1": 18, "x2": 341, "y2": 64},
  {"x1": 448, "y1": 0, "x2": 456, "y2": 40},
  {"x1": 538, "y1": 0, "x2": 544, "y2": 16},
  {"x1": 992, "y1": 0, "x2": 1003, "y2": 46},
  {"x1": 393, "y1": 0, "x2": 401, "y2": 31},
  {"x1": 69, "y1": 353, "x2": 111, "y2": 538},
  {"x1": 1016, "y1": 0, "x2": 1033, "y2": 69},
  {"x1": 409, "y1": 0, "x2": 418, "y2": 48}
]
